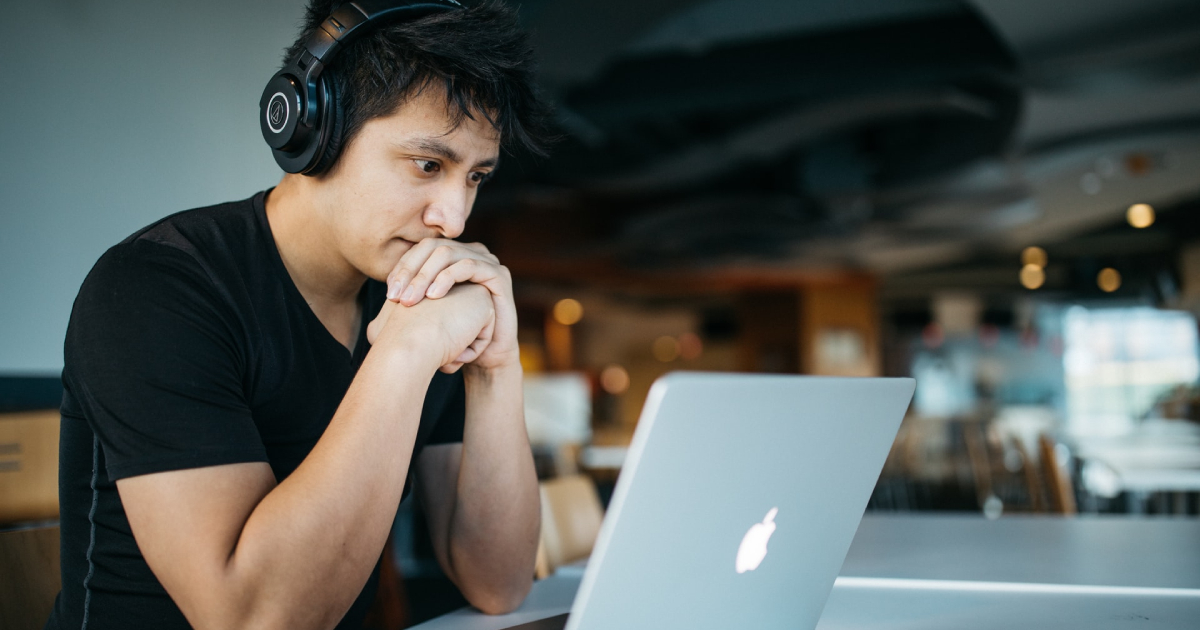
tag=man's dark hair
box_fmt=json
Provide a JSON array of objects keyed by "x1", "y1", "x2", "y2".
[{"x1": 285, "y1": 0, "x2": 554, "y2": 169}]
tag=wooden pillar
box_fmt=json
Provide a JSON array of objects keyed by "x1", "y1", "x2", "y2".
[
  {"x1": 545, "y1": 315, "x2": 574, "y2": 371},
  {"x1": 799, "y1": 282, "x2": 881, "y2": 376}
]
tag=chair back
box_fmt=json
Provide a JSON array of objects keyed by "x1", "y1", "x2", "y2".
[
  {"x1": 1039, "y1": 434, "x2": 1078, "y2": 515},
  {"x1": 0, "y1": 524, "x2": 61, "y2": 630},
  {"x1": 0, "y1": 410, "x2": 61, "y2": 524},
  {"x1": 536, "y1": 475, "x2": 603, "y2": 578}
]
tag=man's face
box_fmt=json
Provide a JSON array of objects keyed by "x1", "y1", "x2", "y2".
[{"x1": 313, "y1": 89, "x2": 501, "y2": 282}]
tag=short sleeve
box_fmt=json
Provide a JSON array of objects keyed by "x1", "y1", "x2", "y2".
[
  {"x1": 64, "y1": 240, "x2": 267, "y2": 480},
  {"x1": 426, "y1": 370, "x2": 465, "y2": 445}
]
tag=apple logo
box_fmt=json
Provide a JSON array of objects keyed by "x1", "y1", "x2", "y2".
[{"x1": 736, "y1": 507, "x2": 778, "y2": 574}]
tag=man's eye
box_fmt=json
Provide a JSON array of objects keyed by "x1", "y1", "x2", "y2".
[
  {"x1": 414, "y1": 160, "x2": 440, "y2": 174},
  {"x1": 470, "y1": 171, "x2": 493, "y2": 185}
]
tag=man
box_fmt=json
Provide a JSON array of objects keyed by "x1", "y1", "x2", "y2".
[{"x1": 47, "y1": 1, "x2": 553, "y2": 628}]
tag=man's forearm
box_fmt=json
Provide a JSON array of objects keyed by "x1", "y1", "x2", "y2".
[
  {"x1": 449, "y1": 363, "x2": 540, "y2": 613},
  {"x1": 223, "y1": 346, "x2": 438, "y2": 630}
]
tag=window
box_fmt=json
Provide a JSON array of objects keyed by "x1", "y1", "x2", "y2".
[{"x1": 1063, "y1": 306, "x2": 1200, "y2": 435}]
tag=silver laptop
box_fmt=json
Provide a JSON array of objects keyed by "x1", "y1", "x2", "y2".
[{"x1": 509, "y1": 372, "x2": 915, "y2": 630}]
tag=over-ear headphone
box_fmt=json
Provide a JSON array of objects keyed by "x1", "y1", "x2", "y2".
[{"x1": 260, "y1": 0, "x2": 464, "y2": 175}]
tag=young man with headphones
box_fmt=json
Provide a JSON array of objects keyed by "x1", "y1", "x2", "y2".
[{"x1": 48, "y1": 2, "x2": 553, "y2": 629}]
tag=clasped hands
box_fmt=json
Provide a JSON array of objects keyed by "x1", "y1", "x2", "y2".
[{"x1": 366, "y1": 239, "x2": 518, "y2": 374}]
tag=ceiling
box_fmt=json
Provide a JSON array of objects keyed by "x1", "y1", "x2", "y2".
[{"x1": 468, "y1": 0, "x2": 1200, "y2": 298}]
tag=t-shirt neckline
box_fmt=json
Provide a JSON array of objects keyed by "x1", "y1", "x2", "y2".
[{"x1": 253, "y1": 189, "x2": 370, "y2": 364}]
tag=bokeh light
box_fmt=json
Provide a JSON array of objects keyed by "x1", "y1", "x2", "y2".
[
  {"x1": 1126, "y1": 203, "x2": 1155, "y2": 229},
  {"x1": 599, "y1": 364, "x2": 630, "y2": 394},
  {"x1": 1019, "y1": 264, "x2": 1045, "y2": 290},
  {"x1": 552, "y1": 298, "x2": 584, "y2": 326},
  {"x1": 1021, "y1": 246, "x2": 1047, "y2": 268},
  {"x1": 1097, "y1": 268, "x2": 1121, "y2": 293}
]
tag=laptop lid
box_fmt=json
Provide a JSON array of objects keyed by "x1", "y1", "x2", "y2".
[{"x1": 566, "y1": 372, "x2": 915, "y2": 630}]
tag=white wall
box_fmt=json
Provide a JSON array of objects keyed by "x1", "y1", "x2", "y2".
[{"x1": 0, "y1": 0, "x2": 304, "y2": 374}]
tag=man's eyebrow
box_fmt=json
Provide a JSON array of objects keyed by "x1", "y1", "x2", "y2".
[{"x1": 397, "y1": 138, "x2": 499, "y2": 169}]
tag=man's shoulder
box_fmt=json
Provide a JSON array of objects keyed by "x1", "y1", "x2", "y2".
[
  {"x1": 78, "y1": 192, "x2": 270, "y2": 312},
  {"x1": 119, "y1": 192, "x2": 265, "y2": 261}
]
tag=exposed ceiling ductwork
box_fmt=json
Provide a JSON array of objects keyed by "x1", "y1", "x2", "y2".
[{"x1": 471, "y1": 0, "x2": 1200, "y2": 281}]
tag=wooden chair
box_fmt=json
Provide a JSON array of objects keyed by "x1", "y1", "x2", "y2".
[
  {"x1": 0, "y1": 410, "x2": 61, "y2": 524},
  {"x1": 0, "y1": 524, "x2": 61, "y2": 630},
  {"x1": 1011, "y1": 437, "x2": 1047, "y2": 513},
  {"x1": 0, "y1": 410, "x2": 63, "y2": 629},
  {"x1": 962, "y1": 421, "x2": 995, "y2": 509},
  {"x1": 1039, "y1": 434, "x2": 1078, "y2": 515},
  {"x1": 965, "y1": 421, "x2": 1058, "y2": 515},
  {"x1": 535, "y1": 475, "x2": 604, "y2": 579}
]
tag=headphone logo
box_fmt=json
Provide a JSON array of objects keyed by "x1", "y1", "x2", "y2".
[{"x1": 266, "y1": 92, "x2": 289, "y2": 134}]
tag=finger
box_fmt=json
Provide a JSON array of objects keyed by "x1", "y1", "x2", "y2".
[
  {"x1": 386, "y1": 238, "x2": 443, "y2": 301},
  {"x1": 464, "y1": 242, "x2": 499, "y2": 263},
  {"x1": 430, "y1": 261, "x2": 512, "y2": 303},
  {"x1": 453, "y1": 339, "x2": 486, "y2": 365},
  {"x1": 465, "y1": 310, "x2": 497, "y2": 361},
  {"x1": 456, "y1": 332, "x2": 490, "y2": 364},
  {"x1": 400, "y1": 244, "x2": 467, "y2": 306},
  {"x1": 439, "y1": 362, "x2": 464, "y2": 374},
  {"x1": 454, "y1": 346, "x2": 479, "y2": 364},
  {"x1": 425, "y1": 259, "x2": 490, "y2": 299},
  {"x1": 452, "y1": 312, "x2": 496, "y2": 365},
  {"x1": 479, "y1": 309, "x2": 497, "y2": 346}
]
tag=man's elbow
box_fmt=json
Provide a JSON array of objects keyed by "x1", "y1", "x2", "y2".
[{"x1": 465, "y1": 575, "x2": 534, "y2": 615}]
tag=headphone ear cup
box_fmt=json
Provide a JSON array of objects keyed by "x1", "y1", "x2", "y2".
[{"x1": 307, "y1": 75, "x2": 346, "y2": 176}]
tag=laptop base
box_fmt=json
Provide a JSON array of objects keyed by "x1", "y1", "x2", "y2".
[{"x1": 500, "y1": 613, "x2": 569, "y2": 629}]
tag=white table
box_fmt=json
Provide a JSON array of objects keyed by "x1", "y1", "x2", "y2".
[
  {"x1": 410, "y1": 514, "x2": 1200, "y2": 629},
  {"x1": 839, "y1": 513, "x2": 1200, "y2": 588},
  {"x1": 576, "y1": 445, "x2": 627, "y2": 470},
  {"x1": 1074, "y1": 425, "x2": 1200, "y2": 496}
]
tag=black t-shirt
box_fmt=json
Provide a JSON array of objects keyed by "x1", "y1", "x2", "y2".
[{"x1": 46, "y1": 190, "x2": 464, "y2": 630}]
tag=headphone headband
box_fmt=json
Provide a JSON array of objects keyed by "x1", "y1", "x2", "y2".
[
  {"x1": 261, "y1": 0, "x2": 464, "y2": 174},
  {"x1": 300, "y1": 1, "x2": 463, "y2": 80}
]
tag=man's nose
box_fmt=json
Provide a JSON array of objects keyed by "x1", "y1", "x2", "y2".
[{"x1": 424, "y1": 186, "x2": 470, "y2": 239}]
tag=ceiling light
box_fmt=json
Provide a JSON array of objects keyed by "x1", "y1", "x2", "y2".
[
  {"x1": 1020, "y1": 264, "x2": 1045, "y2": 290},
  {"x1": 1126, "y1": 203, "x2": 1155, "y2": 229},
  {"x1": 1021, "y1": 246, "x2": 1047, "y2": 268},
  {"x1": 1097, "y1": 268, "x2": 1121, "y2": 293}
]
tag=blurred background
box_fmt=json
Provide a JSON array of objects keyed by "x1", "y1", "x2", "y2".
[{"x1": 3, "y1": 0, "x2": 1200, "y2": 626}]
